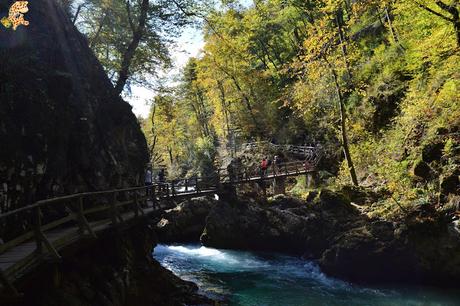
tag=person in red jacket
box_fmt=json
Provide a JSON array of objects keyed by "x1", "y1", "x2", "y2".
[{"x1": 260, "y1": 157, "x2": 268, "y2": 177}]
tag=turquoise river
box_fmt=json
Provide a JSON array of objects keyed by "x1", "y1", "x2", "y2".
[{"x1": 153, "y1": 244, "x2": 460, "y2": 306}]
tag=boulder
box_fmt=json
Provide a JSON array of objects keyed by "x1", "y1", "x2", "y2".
[
  {"x1": 412, "y1": 160, "x2": 432, "y2": 180},
  {"x1": 201, "y1": 190, "x2": 363, "y2": 257},
  {"x1": 318, "y1": 221, "x2": 415, "y2": 282},
  {"x1": 201, "y1": 190, "x2": 460, "y2": 285},
  {"x1": 319, "y1": 204, "x2": 460, "y2": 285},
  {"x1": 201, "y1": 200, "x2": 321, "y2": 254},
  {"x1": 156, "y1": 196, "x2": 217, "y2": 242},
  {"x1": 422, "y1": 142, "x2": 444, "y2": 162},
  {"x1": 440, "y1": 174, "x2": 459, "y2": 196},
  {"x1": 339, "y1": 185, "x2": 381, "y2": 205}
]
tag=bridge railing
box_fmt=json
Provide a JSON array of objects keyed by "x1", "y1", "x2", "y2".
[
  {"x1": 0, "y1": 172, "x2": 224, "y2": 259},
  {"x1": 219, "y1": 160, "x2": 314, "y2": 183},
  {"x1": 0, "y1": 159, "x2": 317, "y2": 267},
  {"x1": 0, "y1": 185, "x2": 159, "y2": 260},
  {"x1": 237, "y1": 141, "x2": 321, "y2": 158}
]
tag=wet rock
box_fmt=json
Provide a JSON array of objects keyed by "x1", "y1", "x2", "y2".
[
  {"x1": 200, "y1": 191, "x2": 460, "y2": 285},
  {"x1": 156, "y1": 196, "x2": 217, "y2": 242},
  {"x1": 201, "y1": 190, "x2": 362, "y2": 257},
  {"x1": 339, "y1": 185, "x2": 380, "y2": 205},
  {"x1": 305, "y1": 190, "x2": 319, "y2": 203},
  {"x1": 201, "y1": 199, "x2": 319, "y2": 254},
  {"x1": 318, "y1": 221, "x2": 413, "y2": 282}
]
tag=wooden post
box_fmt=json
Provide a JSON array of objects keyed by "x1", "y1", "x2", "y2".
[
  {"x1": 185, "y1": 179, "x2": 189, "y2": 192},
  {"x1": 217, "y1": 169, "x2": 221, "y2": 188},
  {"x1": 133, "y1": 192, "x2": 139, "y2": 217},
  {"x1": 171, "y1": 181, "x2": 176, "y2": 197},
  {"x1": 77, "y1": 197, "x2": 96, "y2": 238},
  {"x1": 111, "y1": 192, "x2": 118, "y2": 225},
  {"x1": 33, "y1": 207, "x2": 61, "y2": 260},
  {"x1": 151, "y1": 185, "x2": 157, "y2": 210},
  {"x1": 0, "y1": 269, "x2": 21, "y2": 297},
  {"x1": 33, "y1": 206, "x2": 43, "y2": 254}
]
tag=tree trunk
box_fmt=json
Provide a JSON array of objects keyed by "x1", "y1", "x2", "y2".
[
  {"x1": 217, "y1": 80, "x2": 231, "y2": 137},
  {"x1": 384, "y1": 7, "x2": 400, "y2": 45},
  {"x1": 89, "y1": 11, "x2": 108, "y2": 48},
  {"x1": 455, "y1": 20, "x2": 460, "y2": 47},
  {"x1": 336, "y1": 10, "x2": 353, "y2": 81},
  {"x1": 327, "y1": 59, "x2": 359, "y2": 186},
  {"x1": 72, "y1": 3, "x2": 85, "y2": 25},
  {"x1": 114, "y1": 0, "x2": 149, "y2": 95},
  {"x1": 168, "y1": 147, "x2": 173, "y2": 164},
  {"x1": 413, "y1": 0, "x2": 460, "y2": 48},
  {"x1": 435, "y1": 1, "x2": 460, "y2": 47}
]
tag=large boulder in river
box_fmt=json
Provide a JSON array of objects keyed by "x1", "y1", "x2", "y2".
[
  {"x1": 201, "y1": 190, "x2": 363, "y2": 256},
  {"x1": 319, "y1": 205, "x2": 460, "y2": 285},
  {"x1": 202, "y1": 190, "x2": 460, "y2": 285},
  {"x1": 156, "y1": 196, "x2": 217, "y2": 242},
  {"x1": 0, "y1": 0, "x2": 148, "y2": 236},
  {"x1": 318, "y1": 220, "x2": 414, "y2": 282}
]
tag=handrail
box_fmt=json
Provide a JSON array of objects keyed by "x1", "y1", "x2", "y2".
[{"x1": 0, "y1": 160, "x2": 317, "y2": 259}]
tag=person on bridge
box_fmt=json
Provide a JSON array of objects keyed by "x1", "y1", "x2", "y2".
[
  {"x1": 145, "y1": 166, "x2": 153, "y2": 199},
  {"x1": 304, "y1": 159, "x2": 312, "y2": 171},
  {"x1": 273, "y1": 155, "x2": 280, "y2": 174},
  {"x1": 260, "y1": 157, "x2": 268, "y2": 177},
  {"x1": 158, "y1": 168, "x2": 166, "y2": 192}
]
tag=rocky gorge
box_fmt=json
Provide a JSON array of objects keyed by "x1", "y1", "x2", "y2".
[{"x1": 156, "y1": 189, "x2": 460, "y2": 287}]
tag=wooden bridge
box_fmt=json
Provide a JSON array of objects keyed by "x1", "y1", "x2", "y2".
[
  {"x1": 0, "y1": 160, "x2": 317, "y2": 298},
  {"x1": 238, "y1": 141, "x2": 323, "y2": 160}
]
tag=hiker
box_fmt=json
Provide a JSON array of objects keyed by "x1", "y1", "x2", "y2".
[
  {"x1": 273, "y1": 155, "x2": 280, "y2": 174},
  {"x1": 145, "y1": 166, "x2": 153, "y2": 199},
  {"x1": 260, "y1": 157, "x2": 268, "y2": 177},
  {"x1": 158, "y1": 168, "x2": 166, "y2": 192},
  {"x1": 304, "y1": 159, "x2": 312, "y2": 171}
]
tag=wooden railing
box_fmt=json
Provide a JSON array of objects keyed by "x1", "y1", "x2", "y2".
[
  {"x1": 238, "y1": 141, "x2": 322, "y2": 159},
  {"x1": 0, "y1": 186, "x2": 150, "y2": 260},
  {"x1": 218, "y1": 160, "x2": 313, "y2": 184},
  {"x1": 0, "y1": 159, "x2": 318, "y2": 295}
]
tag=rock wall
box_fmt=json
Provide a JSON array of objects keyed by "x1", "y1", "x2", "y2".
[
  {"x1": 14, "y1": 224, "x2": 212, "y2": 306},
  {"x1": 0, "y1": 0, "x2": 148, "y2": 221}
]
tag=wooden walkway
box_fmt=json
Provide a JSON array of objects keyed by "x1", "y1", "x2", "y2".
[{"x1": 0, "y1": 160, "x2": 316, "y2": 297}]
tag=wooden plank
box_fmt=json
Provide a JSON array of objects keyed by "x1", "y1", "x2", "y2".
[{"x1": 84, "y1": 204, "x2": 110, "y2": 215}]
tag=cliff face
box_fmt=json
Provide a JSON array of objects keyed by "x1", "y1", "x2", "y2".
[
  {"x1": 16, "y1": 224, "x2": 213, "y2": 306},
  {"x1": 0, "y1": 0, "x2": 148, "y2": 217}
]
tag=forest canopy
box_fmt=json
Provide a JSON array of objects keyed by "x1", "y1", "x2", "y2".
[{"x1": 69, "y1": 0, "x2": 459, "y2": 216}]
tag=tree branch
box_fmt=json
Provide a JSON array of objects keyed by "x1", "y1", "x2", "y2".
[{"x1": 411, "y1": 0, "x2": 454, "y2": 22}]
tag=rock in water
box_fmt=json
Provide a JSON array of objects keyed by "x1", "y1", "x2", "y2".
[
  {"x1": 156, "y1": 196, "x2": 217, "y2": 242},
  {"x1": 201, "y1": 190, "x2": 363, "y2": 256},
  {"x1": 0, "y1": 0, "x2": 148, "y2": 224},
  {"x1": 201, "y1": 191, "x2": 460, "y2": 285}
]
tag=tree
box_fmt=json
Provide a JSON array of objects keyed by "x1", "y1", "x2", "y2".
[
  {"x1": 74, "y1": 0, "x2": 204, "y2": 95},
  {"x1": 410, "y1": 0, "x2": 460, "y2": 47}
]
